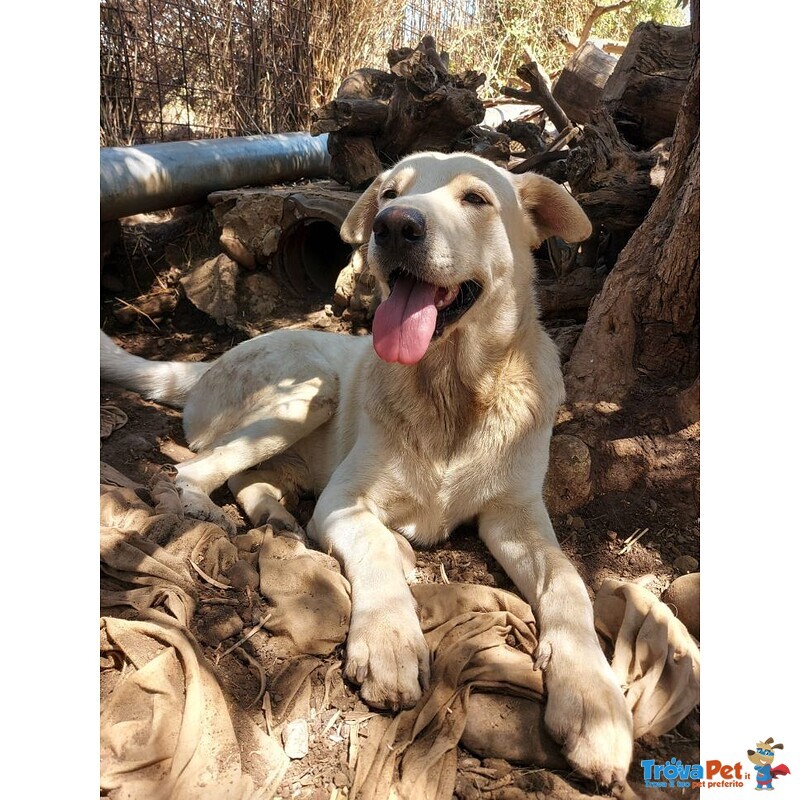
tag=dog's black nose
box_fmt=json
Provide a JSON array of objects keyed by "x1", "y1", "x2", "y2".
[{"x1": 372, "y1": 206, "x2": 426, "y2": 250}]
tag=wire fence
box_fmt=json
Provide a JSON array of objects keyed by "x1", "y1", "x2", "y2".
[{"x1": 99, "y1": 0, "x2": 482, "y2": 147}]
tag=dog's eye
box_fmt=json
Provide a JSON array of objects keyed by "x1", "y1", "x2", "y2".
[
  {"x1": 381, "y1": 189, "x2": 398, "y2": 200},
  {"x1": 463, "y1": 192, "x2": 488, "y2": 205}
]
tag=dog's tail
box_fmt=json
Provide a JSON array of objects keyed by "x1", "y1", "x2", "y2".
[{"x1": 100, "y1": 330, "x2": 211, "y2": 408}]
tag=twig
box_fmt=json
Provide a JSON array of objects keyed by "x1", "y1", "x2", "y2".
[
  {"x1": 200, "y1": 597, "x2": 239, "y2": 606},
  {"x1": 321, "y1": 709, "x2": 342, "y2": 737},
  {"x1": 113, "y1": 297, "x2": 161, "y2": 330},
  {"x1": 189, "y1": 559, "x2": 232, "y2": 590},
  {"x1": 216, "y1": 613, "x2": 272, "y2": 664},
  {"x1": 618, "y1": 528, "x2": 649, "y2": 555},
  {"x1": 439, "y1": 562, "x2": 450, "y2": 584},
  {"x1": 232, "y1": 645, "x2": 268, "y2": 709},
  {"x1": 321, "y1": 660, "x2": 342, "y2": 712},
  {"x1": 348, "y1": 720, "x2": 359, "y2": 771}
]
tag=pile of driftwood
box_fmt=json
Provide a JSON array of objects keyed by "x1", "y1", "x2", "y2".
[{"x1": 311, "y1": 23, "x2": 694, "y2": 330}]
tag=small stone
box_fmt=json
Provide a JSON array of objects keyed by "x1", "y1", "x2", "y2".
[
  {"x1": 282, "y1": 719, "x2": 309, "y2": 759},
  {"x1": 673, "y1": 555, "x2": 699, "y2": 574},
  {"x1": 324, "y1": 304, "x2": 334, "y2": 316},
  {"x1": 570, "y1": 516, "x2": 585, "y2": 530},
  {"x1": 313, "y1": 314, "x2": 332, "y2": 329},
  {"x1": 606, "y1": 530, "x2": 618, "y2": 541},
  {"x1": 458, "y1": 757, "x2": 481, "y2": 770},
  {"x1": 227, "y1": 559, "x2": 260, "y2": 591},
  {"x1": 661, "y1": 572, "x2": 700, "y2": 639},
  {"x1": 649, "y1": 499, "x2": 658, "y2": 512}
]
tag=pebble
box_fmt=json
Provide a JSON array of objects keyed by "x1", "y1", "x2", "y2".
[
  {"x1": 282, "y1": 719, "x2": 309, "y2": 759},
  {"x1": 458, "y1": 757, "x2": 481, "y2": 770},
  {"x1": 607, "y1": 530, "x2": 618, "y2": 541},
  {"x1": 661, "y1": 572, "x2": 700, "y2": 639},
  {"x1": 570, "y1": 516, "x2": 585, "y2": 530},
  {"x1": 673, "y1": 554, "x2": 699, "y2": 574}
]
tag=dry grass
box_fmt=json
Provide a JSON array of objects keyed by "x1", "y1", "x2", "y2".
[{"x1": 99, "y1": 0, "x2": 685, "y2": 147}]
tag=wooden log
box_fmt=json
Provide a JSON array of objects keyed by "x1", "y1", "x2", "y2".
[
  {"x1": 496, "y1": 119, "x2": 547, "y2": 155},
  {"x1": 601, "y1": 22, "x2": 694, "y2": 148},
  {"x1": 553, "y1": 42, "x2": 617, "y2": 124},
  {"x1": 320, "y1": 37, "x2": 486, "y2": 187},
  {"x1": 327, "y1": 135, "x2": 382, "y2": 189},
  {"x1": 538, "y1": 267, "x2": 605, "y2": 317},
  {"x1": 502, "y1": 62, "x2": 572, "y2": 132},
  {"x1": 311, "y1": 98, "x2": 389, "y2": 136},
  {"x1": 566, "y1": 109, "x2": 670, "y2": 231},
  {"x1": 337, "y1": 68, "x2": 395, "y2": 101}
]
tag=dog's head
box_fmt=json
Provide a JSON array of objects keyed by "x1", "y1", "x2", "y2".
[{"x1": 340, "y1": 152, "x2": 591, "y2": 365}]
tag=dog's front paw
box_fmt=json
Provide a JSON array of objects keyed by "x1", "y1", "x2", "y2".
[
  {"x1": 543, "y1": 646, "x2": 633, "y2": 788},
  {"x1": 344, "y1": 599, "x2": 430, "y2": 711}
]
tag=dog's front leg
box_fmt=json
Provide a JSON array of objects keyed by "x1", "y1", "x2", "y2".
[
  {"x1": 309, "y1": 491, "x2": 429, "y2": 711},
  {"x1": 479, "y1": 496, "x2": 633, "y2": 788}
]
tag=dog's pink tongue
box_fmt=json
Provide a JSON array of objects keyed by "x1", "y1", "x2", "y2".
[{"x1": 372, "y1": 275, "x2": 438, "y2": 364}]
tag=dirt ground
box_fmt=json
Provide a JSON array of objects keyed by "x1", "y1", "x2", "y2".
[{"x1": 100, "y1": 206, "x2": 700, "y2": 800}]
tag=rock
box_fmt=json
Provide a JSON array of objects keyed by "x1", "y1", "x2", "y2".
[
  {"x1": 458, "y1": 757, "x2": 481, "y2": 770},
  {"x1": 282, "y1": 718, "x2": 309, "y2": 759},
  {"x1": 661, "y1": 572, "x2": 700, "y2": 639},
  {"x1": 543, "y1": 434, "x2": 593, "y2": 515},
  {"x1": 227, "y1": 559, "x2": 260, "y2": 591},
  {"x1": 332, "y1": 770, "x2": 349, "y2": 787},
  {"x1": 180, "y1": 253, "x2": 240, "y2": 326},
  {"x1": 673, "y1": 554, "x2": 699, "y2": 574}
]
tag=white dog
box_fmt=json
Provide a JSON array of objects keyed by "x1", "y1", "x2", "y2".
[{"x1": 101, "y1": 152, "x2": 633, "y2": 786}]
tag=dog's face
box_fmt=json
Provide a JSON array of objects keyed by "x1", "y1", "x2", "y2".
[{"x1": 340, "y1": 152, "x2": 591, "y2": 365}]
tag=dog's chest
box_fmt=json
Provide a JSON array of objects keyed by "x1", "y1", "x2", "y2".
[{"x1": 376, "y1": 446, "x2": 506, "y2": 546}]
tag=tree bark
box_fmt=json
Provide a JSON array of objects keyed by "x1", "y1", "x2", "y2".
[
  {"x1": 566, "y1": 110, "x2": 670, "y2": 231},
  {"x1": 565, "y1": 51, "x2": 699, "y2": 405}
]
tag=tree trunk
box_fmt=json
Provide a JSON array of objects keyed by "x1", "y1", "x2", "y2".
[
  {"x1": 565, "y1": 53, "x2": 698, "y2": 404},
  {"x1": 544, "y1": 3, "x2": 700, "y2": 515}
]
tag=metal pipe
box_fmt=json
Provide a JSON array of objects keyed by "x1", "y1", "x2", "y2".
[{"x1": 100, "y1": 132, "x2": 331, "y2": 221}]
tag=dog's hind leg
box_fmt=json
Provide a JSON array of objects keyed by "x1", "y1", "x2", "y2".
[
  {"x1": 228, "y1": 455, "x2": 310, "y2": 541},
  {"x1": 174, "y1": 383, "x2": 336, "y2": 535}
]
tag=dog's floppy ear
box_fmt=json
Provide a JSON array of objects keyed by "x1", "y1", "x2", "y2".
[
  {"x1": 514, "y1": 172, "x2": 592, "y2": 244},
  {"x1": 340, "y1": 173, "x2": 385, "y2": 245}
]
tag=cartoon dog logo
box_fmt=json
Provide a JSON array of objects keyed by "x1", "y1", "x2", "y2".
[{"x1": 747, "y1": 738, "x2": 791, "y2": 790}]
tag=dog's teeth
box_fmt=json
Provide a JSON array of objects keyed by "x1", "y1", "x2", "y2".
[{"x1": 435, "y1": 287, "x2": 459, "y2": 309}]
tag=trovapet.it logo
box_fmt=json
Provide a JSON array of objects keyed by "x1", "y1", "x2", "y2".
[
  {"x1": 641, "y1": 737, "x2": 791, "y2": 791},
  {"x1": 640, "y1": 758, "x2": 744, "y2": 790}
]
